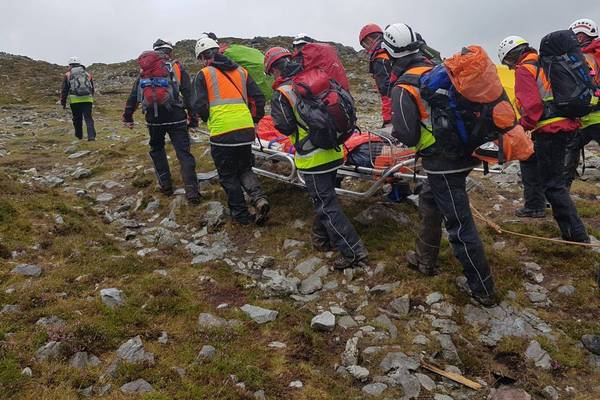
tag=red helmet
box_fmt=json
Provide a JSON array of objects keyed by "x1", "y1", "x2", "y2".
[
  {"x1": 359, "y1": 23, "x2": 383, "y2": 45},
  {"x1": 264, "y1": 47, "x2": 292, "y2": 74}
]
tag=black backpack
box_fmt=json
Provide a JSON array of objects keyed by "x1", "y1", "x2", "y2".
[{"x1": 539, "y1": 30, "x2": 596, "y2": 118}]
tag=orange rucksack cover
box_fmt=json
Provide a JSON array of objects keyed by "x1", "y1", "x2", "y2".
[
  {"x1": 444, "y1": 46, "x2": 504, "y2": 104},
  {"x1": 473, "y1": 124, "x2": 533, "y2": 164}
]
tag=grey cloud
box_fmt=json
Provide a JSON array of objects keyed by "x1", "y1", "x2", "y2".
[{"x1": 1, "y1": 0, "x2": 599, "y2": 65}]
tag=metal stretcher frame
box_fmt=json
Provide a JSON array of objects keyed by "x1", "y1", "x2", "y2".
[{"x1": 195, "y1": 129, "x2": 501, "y2": 199}]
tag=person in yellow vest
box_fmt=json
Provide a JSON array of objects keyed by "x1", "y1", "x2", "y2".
[
  {"x1": 264, "y1": 47, "x2": 368, "y2": 269},
  {"x1": 386, "y1": 23, "x2": 497, "y2": 307},
  {"x1": 192, "y1": 37, "x2": 270, "y2": 226},
  {"x1": 566, "y1": 19, "x2": 600, "y2": 185},
  {"x1": 499, "y1": 35, "x2": 589, "y2": 243},
  {"x1": 60, "y1": 56, "x2": 96, "y2": 141}
]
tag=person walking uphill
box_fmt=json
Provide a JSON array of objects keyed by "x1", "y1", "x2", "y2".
[
  {"x1": 60, "y1": 56, "x2": 96, "y2": 141},
  {"x1": 264, "y1": 46, "x2": 368, "y2": 269},
  {"x1": 498, "y1": 36, "x2": 589, "y2": 243},
  {"x1": 192, "y1": 36, "x2": 270, "y2": 226},
  {"x1": 122, "y1": 39, "x2": 200, "y2": 204},
  {"x1": 384, "y1": 23, "x2": 497, "y2": 306}
]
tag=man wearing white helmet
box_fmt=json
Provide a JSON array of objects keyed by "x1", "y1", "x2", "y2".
[
  {"x1": 60, "y1": 56, "x2": 96, "y2": 140},
  {"x1": 498, "y1": 35, "x2": 589, "y2": 243},
  {"x1": 192, "y1": 36, "x2": 270, "y2": 226},
  {"x1": 122, "y1": 39, "x2": 201, "y2": 204},
  {"x1": 385, "y1": 23, "x2": 497, "y2": 307},
  {"x1": 566, "y1": 19, "x2": 600, "y2": 185}
]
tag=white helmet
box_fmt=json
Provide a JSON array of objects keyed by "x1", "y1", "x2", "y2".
[
  {"x1": 570, "y1": 18, "x2": 599, "y2": 38},
  {"x1": 497, "y1": 35, "x2": 529, "y2": 63},
  {"x1": 195, "y1": 37, "x2": 219, "y2": 58},
  {"x1": 68, "y1": 56, "x2": 80, "y2": 65},
  {"x1": 381, "y1": 23, "x2": 419, "y2": 58},
  {"x1": 292, "y1": 32, "x2": 313, "y2": 46}
]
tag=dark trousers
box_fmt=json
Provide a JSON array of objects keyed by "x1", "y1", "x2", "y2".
[
  {"x1": 70, "y1": 102, "x2": 96, "y2": 140},
  {"x1": 303, "y1": 171, "x2": 367, "y2": 263},
  {"x1": 210, "y1": 144, "x2": 266, "y2": 220},
  {"x1": 519, "y1": 153, "x2": 546, "y2": 211},
  {"x1": 565, "y1": 125, "x2": 600, "y2": 186},
  {"x1": 148, "y1": 123, "x2": 198, "y2": 199},
  {"x1": 535, "y1": 132, "x2": 589, "y2": 242},
  {"x1": 417, "y1": 171, "x2": 495, "y2": 297}
]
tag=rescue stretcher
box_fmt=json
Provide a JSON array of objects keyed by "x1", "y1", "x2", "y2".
[{"x1": 194, "y1": 128, "x2": 501, "y2": 199}]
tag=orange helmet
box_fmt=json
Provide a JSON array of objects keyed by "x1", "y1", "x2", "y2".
[
  {"x1": 359, "y1": 23, "x2": 383, "y2": 45},
  {"x1": 264, "y1": 47, "x2": 292, "y2": 74}
]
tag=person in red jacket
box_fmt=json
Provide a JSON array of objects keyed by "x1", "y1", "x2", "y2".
[
  {"x1": 498, "y1": 36, "x2": 589, "y2": 243},
  {"x1": 359, "y1": 24, "x2": 393, "y2": 127},
  {"x1": 564, "y1": 19, "x2": 600, "y2": 185}
]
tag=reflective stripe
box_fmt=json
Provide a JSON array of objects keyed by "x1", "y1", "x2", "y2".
[
  {"x1": 277, "y1": 84, "x2": 344, "y2": 171},
  {"x1": 397, "y1": 66, "x2": 436, "y2": 152},
  {"x1": 210, "y1": 98, "x2": 246, "y2": 106},
  {"x1": 202, "y1": 66, "x2": 254, "y2": 136}
]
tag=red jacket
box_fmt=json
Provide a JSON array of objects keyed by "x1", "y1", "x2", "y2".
[
  {"x1": 369, "y1": 47, "x2": 393, "y2": 123},
  {"x1": 514, "y1": 52, "x2": 579, "y2": 134}
]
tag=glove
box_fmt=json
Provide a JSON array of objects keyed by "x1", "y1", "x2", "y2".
[
  {"x1": 188, "y1": 116, "x2": 199, "y2": 129},
  {"x1": 122, "y1": 113, "x2": 134, "y2": 129}
]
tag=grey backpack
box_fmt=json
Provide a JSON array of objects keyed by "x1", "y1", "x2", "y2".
[{"x1": 69, "y1": 66, "x2": 93, "y2": 96}]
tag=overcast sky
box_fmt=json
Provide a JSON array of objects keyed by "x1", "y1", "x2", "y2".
[{"x1": 2, "y1": 0, "x2": 600, "y2": 66}]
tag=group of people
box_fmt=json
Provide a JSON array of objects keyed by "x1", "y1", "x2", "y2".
[{"x1": 57, "y1": 18, "x2": 600, "y2": 307}]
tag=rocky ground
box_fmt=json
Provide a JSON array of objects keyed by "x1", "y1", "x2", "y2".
[{"x1": 1, "y1": 39, "x2": 600, "y2": 400}]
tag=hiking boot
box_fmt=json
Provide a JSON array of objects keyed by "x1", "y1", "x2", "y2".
[
  {"x1": 233, "y1": 213, "x2": 255, "y2": 226},
  {"x1": 332, "y1": 255, "x2": 368, "y2": 270},
  {"x1": 406, "y1": 250, "x2": 439, "y2": 276},
  {"x1": 186, "y1": 195, "x2": 202, "y2": 205},
  {"x1": 312, "y1": 240, "x2": 334, "y2": 252},
  {"x1": 157, "y1": 185, "x2": 174, "y2": 196},
  {"x1": 87, "y1": 137, "x2": 96, "y2": 141},
  {"x1": 472, "y1": 292, "x2": 499, "y2": 308},
  {"x1": 515, "y1": 207, "x2": 546, "y2": 218},
  {"x1": 254, "y1": 198, "x2": 270, "y2": 226}
]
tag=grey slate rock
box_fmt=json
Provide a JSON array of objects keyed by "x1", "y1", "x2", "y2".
[
  {"x1": 100, "y1": 288, "x2": 125, "y2": 308},
  {"x1": 525, "y1": 340, "x2": 552, "y2": 369},
  {"x1": 388, "y1": 295, "x2": 410, "y2": 316},
  {"x1": 116, "y1": 336, "x2": 155, "y2": 364},
  {"x1": 35, "y1": 341, "x2": 64, "y2": 361},
  {"x1": 299, "y1": 275, "x2": 322, "y2": 295},
  {"x1": 11, "y1": 263, "x2": 42, "y2": 277},
  {"x1": 362, "y1": 382, "x2": 388, "y2": 396},
  {"x1": 379, "y1": 352, "x2": 419, "y2": 373},
  {"x1": 582, "y1": 334, "x2": 600, "y2": 355},
  {"x1": 69, "y1": 352, "x2": 100, "y2": 369},
  {"x1": 240, "y1": 304, "x2": 278, "y2": 324},
  {"x1": 120, "y1": 379, "x2": 154, "y2": 394},
  {"x1": 311, "y1": 311, "x2": 335, "y2": 332}
]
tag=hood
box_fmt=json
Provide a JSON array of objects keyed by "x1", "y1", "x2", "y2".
[
  {"x1": 209, "y1": 53, "x2": 239, "y2": 71},
  {"x1": 272, "y1": 62, "x2": 303, "y2": 89}
]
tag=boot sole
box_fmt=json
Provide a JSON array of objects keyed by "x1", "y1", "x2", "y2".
[{"x1": 255, "y1": 202, "x2": 270, "y2": 226}]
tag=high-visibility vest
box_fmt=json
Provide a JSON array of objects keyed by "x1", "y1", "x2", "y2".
[
  {"x1": 65, "y1": 70, "x2": 94, "y2": 104},
  {"x1": 201, "y1": 66, "x2": 255, "y2": 138},
  {"x1": 396, "y1": 66, "x2": 436, "y2": 152},
  {"x1": 276, "y1": 84, "x2": 343, "y2": 172},
  {"x1": 581, "y1": 53, "x2": 600, "y2": 129},
  {"x1": 518, "y1": 53, "x2": 569, "y2": 130}
]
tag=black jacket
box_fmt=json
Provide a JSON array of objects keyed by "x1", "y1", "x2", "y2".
[
  {"x1": 60, "y1": 64, "x2": 94, "y2": 107},
  {"x1": 269, "y1": 63, "x2": 305, "y2": 138},
  {"x1": 390, "y1": 54, "x2": 479, "y2": 173},
  {"x1": 369, "y1": 50, "x2": 393, "y2": 98},
  {"x1": 122, "y1": 60, "x2": 193, "y2": 125},
  {"x1": 192, "y1": 53, "x2": 265, "y2": 124}
]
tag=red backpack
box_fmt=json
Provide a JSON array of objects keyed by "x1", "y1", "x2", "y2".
[
  {"x1": 297, "y1": 43, "x2": 350, "y2": 90},
  {"x1": 290, "y1": 44, "x2": 356, "y2": 150},
  {"x1": 137, "y1": 51, "x2": 182, "y2": 117}
]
